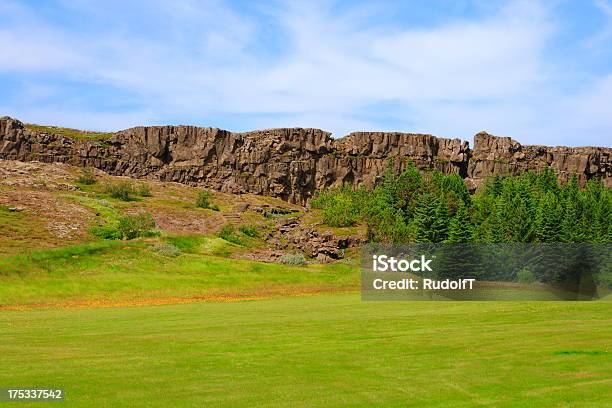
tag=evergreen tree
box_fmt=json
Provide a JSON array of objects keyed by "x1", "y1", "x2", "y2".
[
  {"x1": 413, "y1": 194, "x2": 438, "y2": 243},
  {"x1": 535, "y1": 192, "x2": 562, "y2": 242},
  {"x1": 537, "y1": 167, "x2": 559, "y2": 194},
  {"x1": 560, "y1": 198, "x2": 583, "y2": 243},
  {"x1": 431, "y1": 198, "x2": 450, "y2": 243},
  {"x1": 442, "y1": 173, "x2": 471, "y2": 205},
  {"x1": 446, "y1": 202, "x2": 473, "y2": 243}
]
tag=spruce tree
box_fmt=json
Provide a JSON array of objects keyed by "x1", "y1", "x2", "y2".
[
  {"x1": 446, "y1": 202, "x2": 473, "y2": 243},
  {"x1": 431, "y1": 198, "x2": 450, "y2": 243},
  {"x1": 413, "y1": 194, "x2": 437, "y2": 243},
  {"x1": 535, "y1": 192, "x2": 562, "y2": 242}
]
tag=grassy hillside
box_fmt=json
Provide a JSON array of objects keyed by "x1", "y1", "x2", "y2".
[
  {"x1": 0, "y1": 240, "x2": 357, "y2": 307},
  {"x1": 1, "y1": 294, "x2": 610, "y2": 407}
]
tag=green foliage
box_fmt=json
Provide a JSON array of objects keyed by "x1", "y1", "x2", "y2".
[
  {"x1": 278, "y1": 253, "x2": 307, "y2": 265},
  {"x1": 311, "y1": 187, "x2": 363, "y2": 227},
  {"x1": 313, "y1": 164, "x2": 611, "y2": 244},
  {"x1": 516, "y1": 268, "x2": 537, "y2": 284},
  {"x1": 91, "y1": 213, "x2": 157, "y2": 240},
  {"x1": 150, "y1": 243, "x2": 181, "y2": 257},
  {"x1": 196, "y1": 191, "x2": 212, "y2": 208},
  {"x1": 209, "y1": 204, "x2": 220, "y2": 211},
  {"x1": 105, "y1": 181, "x2": 135, "y2": 201},
  {"x1": 104, "y1": 181, "x2": 152, "y2": 201},
  {"x1": 413, "y1": 194, "x2": 439, "y2": 243},
  {"x1": 239, "y1": 224, "x2": 260, "y2": 238},
  {"x1": 77, "y1": 168, "x2": 97, "y2": 185},
  {"x1": 217, "y1": 225, "x2": 244, "y2": 245},
  {"x1": 446, "y1": 202, "x2": 473, "y2": 243},
  {"x1": 90, "y1": 224, "x2": 123, "y2": 240},
  {"x1": 117, "y1": 213, "x2": 157, "y2": 240},
  {"x1": 136, "y1": 183, "x2": 152, "y2": 197}
]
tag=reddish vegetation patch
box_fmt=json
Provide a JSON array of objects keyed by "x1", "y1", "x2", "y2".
[
  {"x1": 0, "y1": 287, "x2": 357, "y2": 311},
  {"x1": 0, "y1": 189, "x2": 94, "y2": 248},
  {"x1": 144, "y1": 207, "x2": 227, "y2": 235}
]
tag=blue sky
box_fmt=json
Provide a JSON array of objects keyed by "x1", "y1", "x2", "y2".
[{"x1": 1, "y1": 0, "x2": 611, "y2": 146}]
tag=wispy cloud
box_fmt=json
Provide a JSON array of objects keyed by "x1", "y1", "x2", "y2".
[{"x1": 0, "y1": 0, "x2": 610, "y2": 146}]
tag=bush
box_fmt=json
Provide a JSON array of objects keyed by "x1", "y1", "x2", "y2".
[
  {"x1": 117, "y1": 213, "x2": 157, "y2": 240},
  {"x1": 136, "y1": 183, "x2": 152, "y2": 197},
  {"x1": 312, "y1": 188, "x2": 361, "y2": 227},
  {"x1": 90, "y1": 224, "x2": 122, "y2": 240},
  {"x1": 278, "y1": 253, "x2": 307, "y2": 266},
  {"x1": 217, "y1": 224, "x2": 244, "y2": 245},
  {"x1": 150, "y1": 243, "x2": 181, "y2": 257},
  {"x1": 196, "y1": 191, "x2": 212, "y2": 208},
  {"x1": 516, "y1": 268, "x2": 537, "y2": 284},
  {"x1": 105, "y1": 181, "x2": 134, "y2": 201},
  {"x1": 77, "y1": 168, "x2": 97, "y2": 185},
  {"x1": 90, "y1": 213, "x2": 157, "y2": 240},
  {"x1": 239, "y1": 224, "x2": 259, "y2": 237}
]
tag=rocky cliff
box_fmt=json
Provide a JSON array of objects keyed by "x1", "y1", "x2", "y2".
[{"x1": 0, "y1": 116, "x2": 609, "y2": 204}]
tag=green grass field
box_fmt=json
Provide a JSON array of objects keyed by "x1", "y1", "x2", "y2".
[{"x1": 1, "y1": 295, "x2": 610, "y2": 407}]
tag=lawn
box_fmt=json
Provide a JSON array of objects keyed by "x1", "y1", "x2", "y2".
[{"x1": 0, "y1": 294, "x2": 610, "y2": 407}]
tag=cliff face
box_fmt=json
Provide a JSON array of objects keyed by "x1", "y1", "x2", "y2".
[{"x1": 0, "y1": 116, "x2": 609, "y2": 204}]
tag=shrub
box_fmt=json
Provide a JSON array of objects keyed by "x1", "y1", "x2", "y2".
[
  {"x1": 90, "y1": 224, "x2": 122, "y2": 240},
  {"x1": 77, "y1": 168, "x2": 97, "y2": 185},
  {"x1": 150, "y1": 243, "x2": 181, "y2": 257},
  {"x1": 196, "y1": 191, "x2": 212, "y2": 208},
  {"x1": 217, "y1": 224, "x2": 243, "y2": 245},
  {"x1": 105, "y1": 181, "x2": 134, "y2": 201},
  {"x1": 136, "y1": 183, "x2": 152, "y2": 197},
  {"x1": 117, "y1": 213, "x2": 157, "y2": 240},
  {"x1": 278, "y1": 253, "x2": 307, "y2": 266},
  {"x1": 516, "y1": 268, "x2": 537, "y2": 284},
  {"x1": 312, "y1": 188, "x2": 361, "y2": 227},
  {"x1": 239, "y1": 224, "x2": 259, "y2": 237}
]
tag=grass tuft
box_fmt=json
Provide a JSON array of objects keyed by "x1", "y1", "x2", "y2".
[{"x1": 25, "y1": 124, "x2": 114, "y2": 140}]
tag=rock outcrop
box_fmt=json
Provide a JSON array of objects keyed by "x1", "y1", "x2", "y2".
[
  {"x1": 1, "y1": 116, "x2": 610, "y2": 204},
  {"x1": 268, "y1": 216, "x2": 362, "y2": 261},
  {"x1": 468, "y1": 132, "x2": 610, "y2": 188}
]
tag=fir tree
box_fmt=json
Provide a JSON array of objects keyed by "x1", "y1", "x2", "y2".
[
  {"x1": 535, "y1": 192, "x2": 562, "y2": 242},
  {"x1": 413, "y1": 194, "x2": 438, "y2": 243},
  {"x1": 431, "y1": 198, "x2": 450, "y2": 243},
  {"x1": 446, "y1": 202, "x2": 473, "y2": 243}
]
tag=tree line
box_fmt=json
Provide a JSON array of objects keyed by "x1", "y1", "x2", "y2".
[
  {"x1": 312, "y1": 163, "x2": 610, "y2": 288},
  {"x1": 311, "y1": 161, "x2": 611, "y2": 244}
]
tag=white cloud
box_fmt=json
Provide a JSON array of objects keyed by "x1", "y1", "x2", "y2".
[{"x1": 0, "y1": 0, "x2": 610, "y2": 146}]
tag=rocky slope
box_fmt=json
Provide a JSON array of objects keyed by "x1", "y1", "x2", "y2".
[{"x1": 1, "y1": 116, "x2": 610, "y2": 204}]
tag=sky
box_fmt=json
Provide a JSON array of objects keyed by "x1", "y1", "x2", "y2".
[{"x1": 1, "y1": 0, "x2": 611, "y2": 146}]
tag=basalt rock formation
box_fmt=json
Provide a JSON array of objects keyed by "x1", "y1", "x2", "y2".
[{"x1": 1, "y1": 116, "x2": 610, "y2": 204}]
